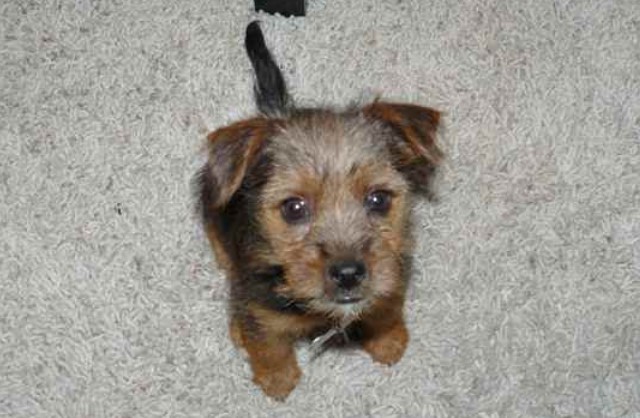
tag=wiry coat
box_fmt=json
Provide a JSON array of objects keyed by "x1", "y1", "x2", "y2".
[{"x1": 196, "y1": 21, "x2": 442, "y2": 400}]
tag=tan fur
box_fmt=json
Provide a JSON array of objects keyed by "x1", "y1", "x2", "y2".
[
  {"x1": 205, "y1": 117, "x2": 283, "y2": 207},
  {"x1": 258, "y1": 112, "x2": 412, "y2": 311},
  {"x1": 200, "y1": 103, "x2": 441, "y2": 400}
]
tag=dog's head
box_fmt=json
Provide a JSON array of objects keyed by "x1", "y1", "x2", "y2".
[{"x1": 200, "y1": 102, "x2": 441, "y2": 320}]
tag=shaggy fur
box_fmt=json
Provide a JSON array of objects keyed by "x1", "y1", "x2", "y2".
[
  {"x1": 1, "y1": 0, "x2": 638, "y2": 416},
  {"x1": 197, "y1": 22, "x2": 442, "y2": 399}
]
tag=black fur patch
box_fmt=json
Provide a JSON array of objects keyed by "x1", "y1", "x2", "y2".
[
  {"x1": 245, "y1": 21, "x2": 291, "y2": 116},
  {"x1": 194, "y1": 163, "x2": 219, "y2": 226},
  {"x1": 197, "y1": 152, "x2": 307, "y2": 315},
  {"x1": 245, "y1": 265, "x2": 309, "y2": 315}
]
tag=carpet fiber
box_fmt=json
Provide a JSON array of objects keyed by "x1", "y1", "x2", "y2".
[{"x1": 1, "y1": 0, "x2": 639, "y2": 416}]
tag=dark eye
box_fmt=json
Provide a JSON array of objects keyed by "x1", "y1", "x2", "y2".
[
  {"x1": 280, "y1": 197, "x2": 310, "y2": 224},
  {"x1": 365, "y1": 190, "x2": 393, "y2": 215}
]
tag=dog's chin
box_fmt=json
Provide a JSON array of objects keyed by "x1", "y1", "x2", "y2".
[
  {"x1": 335, "y1": 301, "x2": 368, "y2": 321},
  {"x1": 309, "y1": 297, "x2": 370, "y2": 322}
]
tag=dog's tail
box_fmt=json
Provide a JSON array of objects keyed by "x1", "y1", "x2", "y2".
[{"x1": 245, "y1": 21, "x2": 291, "y2": 116}]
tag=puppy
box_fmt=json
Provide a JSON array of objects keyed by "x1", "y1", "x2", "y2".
[{"x1": 196, "y1": 21, "x2": 442, "y2": 400}]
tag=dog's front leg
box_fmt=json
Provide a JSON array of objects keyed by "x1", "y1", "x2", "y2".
[
  {"x1": 361, "y1": 303, "x2": 409, "y2": 366},
  {"x1": 243, "y1": 332, "x2": 301, "y2": 400}
]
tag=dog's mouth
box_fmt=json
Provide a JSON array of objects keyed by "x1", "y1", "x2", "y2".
[
  {"x1": 324, "y1": 259, "x2": 369, "y2": 305},
  {"x1": 334, "y1": 294, "x2": 363, "y2": 304},
  {"x1": 332, "y1": 287, "x2": 366, "y2": 305}
]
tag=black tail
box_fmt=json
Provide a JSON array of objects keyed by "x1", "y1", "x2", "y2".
[{"x1": 245, "y1": 21, "x2": 291, "y2": 116}]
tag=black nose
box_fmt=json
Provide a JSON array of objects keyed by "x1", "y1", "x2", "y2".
[{"x1": 328, "y1": 261, "x2": 367, "y2": 290}]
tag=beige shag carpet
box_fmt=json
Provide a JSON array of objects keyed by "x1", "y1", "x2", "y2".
[{"x1": 1, "y1": 0, "x2": 638, "y2": 416}]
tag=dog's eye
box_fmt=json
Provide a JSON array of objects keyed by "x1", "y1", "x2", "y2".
[
  {"x1": 365, "y1": 190, "x2": 393, "y2": 215},
  {"x1": 281, "y1": 197, "x2": 310, "y2": 224}
]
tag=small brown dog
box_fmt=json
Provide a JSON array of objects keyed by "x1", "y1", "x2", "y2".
[{"x1": 196, "y1": 21, "x2": 442, "y2": 400}]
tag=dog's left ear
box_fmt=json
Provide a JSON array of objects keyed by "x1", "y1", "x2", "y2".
[
  {"x1": 364, "y1": 101, "x2": 443, "y2": 190},
  {"x1": 200, "y1": 117, "x2": 280, "y2": 209}
]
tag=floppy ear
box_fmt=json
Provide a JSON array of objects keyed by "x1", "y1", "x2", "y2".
[
  {"x1": 364, "y1": 101, "x2": 443, "y2": 190},
  {"x1": 198, "y1": 117, "x2": 279, "y2": 209}
]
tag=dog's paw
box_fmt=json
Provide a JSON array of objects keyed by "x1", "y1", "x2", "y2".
[
  {"x1": 363, "y1": 321, "x2": 408, "y2": 365},
  {"x1": 253, "y1": 362, "x2": 301, "y2": 401}
]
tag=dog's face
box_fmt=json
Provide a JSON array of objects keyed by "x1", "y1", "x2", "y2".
[
  {"x1": 260, "y1": 110, "x2": 412, "y2": 319},
  {"x1": 204, "y1": 103, "x2": 441, "y2": 321}
]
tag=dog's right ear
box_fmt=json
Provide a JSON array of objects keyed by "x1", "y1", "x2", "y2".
[{"x1": 198, "y1": 117, "x2": 280, "y2": 209}]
